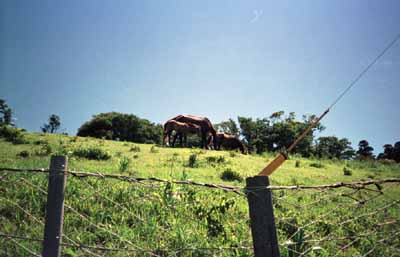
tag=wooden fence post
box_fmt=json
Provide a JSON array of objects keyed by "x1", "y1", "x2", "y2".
[
  {"x1": 246, "y1": 176, "x2": 280, "y2": 257},
  {"x1": 42, "y1": 156, "x2": 68, "y2": 257}
]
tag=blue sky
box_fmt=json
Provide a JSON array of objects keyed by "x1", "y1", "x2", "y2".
[{"x1": 1, "y1": 0, "x2": 399, "y2": 153}]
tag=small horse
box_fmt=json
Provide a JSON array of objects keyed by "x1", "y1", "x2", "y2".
[
  {"x1": 210, "y1": 133, "x2": 246, "y2": 154},
  {"x1": 170, "y1": 115, "x2": 217, "y2": 149},
  {"x1": 163, "y1": 120, "x2": 201, "y2": 147}
]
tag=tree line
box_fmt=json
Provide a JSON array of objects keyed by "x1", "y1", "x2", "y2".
[{"x1": 0, "y1": 98, "x2": 399, "y2": 162}]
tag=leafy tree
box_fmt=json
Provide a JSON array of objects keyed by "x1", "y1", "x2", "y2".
[
  {"x1": 377, "y1": 144, "x2": 394, "y2": 160},
  {"x1": 314, "y1": 136, "x2": 355, "y2": 159},
  {"x1": 393, "y1": 142, "x2": 400, "y2": 163},
  {"x1": 77, "y1": 112, "x2": 162, "y2": 144},
  {"x1": 378, "y1": 142, "x2": 400, "y2": 163},
  {"x1": 41, "y1": 114, "x2": 61, "y2": 133},
  {"x1": 237, "y1": 111, "x2": 324, "y2": 155},
  {"x1": 237, "y1": 116, "x2": 271, "y2": 153},
  {"x1": 356, "y1": 140, "x2": 374, "y2": 160},
  {"x1": 0, "y1": 99, "x2": 13, "y2": 126},
  {"x1": 215, "y1": 119, "x2": 239, "y2": 135}
]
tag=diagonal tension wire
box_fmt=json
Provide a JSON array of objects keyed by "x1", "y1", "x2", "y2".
[{"x1": 328, "y1": 33, "x2": 400, "y2": 110}]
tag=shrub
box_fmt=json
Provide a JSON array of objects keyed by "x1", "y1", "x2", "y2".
[
  {"x1": 17, "y1": 150, "x2": 29, "y2": 158},
  {"x1": 188, "y1": 154, "x2": 198, "y2": 168},
  {"x1": 119, "y1": 157, "x2": 130, "y2": 172},
  {"x1": 150, "y1": 145, "x2": 158, "y2": 153},
  {"x1": 295, "y1": 160, "x2": 301, "y2": 168},
  {"x1": 206, "y1": 156, "x2": 225, "y2": 164},
  {"x1": 69, "y1": 136, "x2": 79, "y2": 143},
  {"x1": 310, "y1": 162, "x2": 325, "y2": 168},
  {"x1": 72, "y1": 147, "x2": 111, "y2": 160},
  {"x1": 220, "y1": 168, "x2": 243, "y2": 182},
  {"x1": 35, "y1": 144, "x2": 52, "y2": 156},
  {"x1": 343, "y1": 167, "x2": 353, "y2": 176},
  {"x1": 378, "y1": 159, "x2": 396, "y2": 165},
  {"x1": 130, "y1": 146, "x2": 141, "y2": 152},
  {"x1": 0, "y1": 125, "x2": 26, "y2": 144},
  {"x1": 33, "y1": 139, "x2": 47, "y2": 145}
]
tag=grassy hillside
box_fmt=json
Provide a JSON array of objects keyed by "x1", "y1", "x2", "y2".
[{"x1": 1, "y1": 132, "x2": 399, "y2": 256}]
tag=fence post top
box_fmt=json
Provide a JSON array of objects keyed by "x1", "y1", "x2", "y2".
[{"x1": 246, "y1": 176, "x2": 270, "y2": 186}]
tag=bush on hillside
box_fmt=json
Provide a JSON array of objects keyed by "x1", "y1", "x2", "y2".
[
  {"x1": 206, "y1": 156, "x2": 225, "y2": 164},
  {"x1": 188, "y1": 154, "x2": 198, "y2": 168},
  {"x1": 17, "y1": 150, "x2": 29, "y2": 158},
  {"x1": 343, "y1": 167, "x2": 353, "y2": 176},
  {"x1": 130, "y1": 146, "x2": 141, "y2": 152},
  {"x1": 119, "y1": 157, "x2": 130, "y2": 172},
  {"x1": 35, "y1": 144, "x2": 52, "y2": 156},
  {"x1": 77, "y1": 112, "x2": 163, "y2": 144},
  {"x1": 72, "y1": 147, "x2": 111, "y2": 160},
  {"x1": 0, "y1": 125, "x2": 26, "y2": 144},
  {"x1": 309, "y1": 162, "x2": 325, "y2": 169},
  {"x1": 220, "y1": 168, "x2": 243, "y2": 182}
]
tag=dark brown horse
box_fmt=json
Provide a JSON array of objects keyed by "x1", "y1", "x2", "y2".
[
  {"x1": 163, "y1": 120, "x2": 201, "y2": 147},
  {"x1": 170, "y1": 115, "x2": 217, "y2": 149},
  {"x1": 212, "y1": 133, "x2": 246, "y2": 154}
]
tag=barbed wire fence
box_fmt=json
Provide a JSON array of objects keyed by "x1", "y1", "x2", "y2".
[{"x1": 0, "y1": 158, "x2": 399, "y2": 257}]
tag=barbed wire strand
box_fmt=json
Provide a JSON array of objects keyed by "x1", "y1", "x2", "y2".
[
  {"x1": 1, "y1": 166, "x2": 400, "y2": 192},
  {"x1": 3, "y1": 183, "x2": 102, "y2": 257},
  {"x1": 3, "y1": 236, "x2": 41, "y2": 257},
  {"x1": 0, "y1": 232, "x2": 252, "y2": 254},
  {"x1": 79, "y1": 179, "x2": 147, "y2": 223},
  {"x1": 15, "y1": 178, "x2": 114, "y2": 257},
  {"x1": 16, "y1": 177, "x2": 159, "y2": 257}
]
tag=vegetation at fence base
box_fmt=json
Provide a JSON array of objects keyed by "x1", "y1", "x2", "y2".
[{"x1": 0, "y1": 132, "x2": 399, "y2": 256}]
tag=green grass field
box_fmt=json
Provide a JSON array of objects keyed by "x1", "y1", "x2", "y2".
[{"x1": 1, "y1": 132, "x2": 399, "y2": 256}]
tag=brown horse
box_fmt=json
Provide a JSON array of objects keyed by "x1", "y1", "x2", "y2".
[
  {"x1": 170, "y1": 115, "x2": 217, "y2": 149},
  {"x1": 163, "y1": 120, "x2": 201, "y2": 147},
  {"x1": 211, "y1": 133, "x2": 246, "y2": 154}
]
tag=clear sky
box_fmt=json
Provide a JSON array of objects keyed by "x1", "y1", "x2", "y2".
[{"x1": 1, "y1": 0, "x2": 399, "y2": 153}]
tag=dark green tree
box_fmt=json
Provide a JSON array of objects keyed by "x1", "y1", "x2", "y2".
[
  {"x1": 77, "y1": 112, "x2": 162, "y2": 144},
  {"x1": 215, "y1": 119, "x2": 239, "y2": 135},
  {"x1": 314, "y1": 136, "x2": 355, "y2": 159},
  {"x1": 237, "y1": 111, "x2": 324, "y2": 155},
  {"x1": 356, "y1": 140, "x2": 374, "y2": 160},
  {"x1": 41, "y1": 114, "x2": 61, "y2": 133},
  {"x1": 377, "y1": 144, "x2": 394, "y2": 160},
  {"x1": 393, "y1": 142, "x2": 400, "y2": 163},
  {"x1": 0, "y1": 99, "x2": 13, "y2": 126}
]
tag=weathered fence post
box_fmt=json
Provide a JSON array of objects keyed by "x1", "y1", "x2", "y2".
[
  {"x1": 42, "y1": 156, "x2": 68, "y2": 257},
  {"x1": 246, "y1": 176, "x2": 280, "y2": 257}
]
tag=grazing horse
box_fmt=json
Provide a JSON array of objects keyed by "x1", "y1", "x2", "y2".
[
  {"x1": 211, "y1": 133, "x2": 246, "y2": 154},
  {"x1": 163, "y1": 120, "x2": 201, "y2": 147},
  {"x1": 170, "y1": 115, "x2": 217, "y2": 149}
]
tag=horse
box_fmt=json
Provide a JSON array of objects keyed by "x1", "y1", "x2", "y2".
[
  {"x1": 211, "y1": 133, "x2": 246, "y2": 154},
  {"x1": 169, "y1": 115, "x2": 217, "y2": 149},
  {"x1": 163, "y1": 120, "x2": 201, "y2": 147}
]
